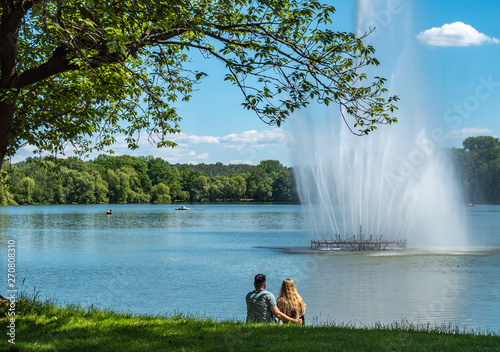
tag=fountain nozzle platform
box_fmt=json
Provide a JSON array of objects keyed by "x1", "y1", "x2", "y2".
[{"x1": 310, "y1": 225, "x2": 407, "y2": 251}]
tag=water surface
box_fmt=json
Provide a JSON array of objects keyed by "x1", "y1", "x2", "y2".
[{"x1": 1, "y1": 204, "x2": 499, "y2": 332}]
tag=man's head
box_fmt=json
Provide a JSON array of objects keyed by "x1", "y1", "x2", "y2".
[{"x1": 254, "y1": 273, "x2": 266, "y2": 289}]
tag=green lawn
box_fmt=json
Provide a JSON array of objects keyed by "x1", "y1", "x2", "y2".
[{"x1": 1, "y1": 296, "x2": 498, "y2": 352}]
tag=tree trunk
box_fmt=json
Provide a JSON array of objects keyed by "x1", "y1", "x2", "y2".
[
  {"x1": 0, "y1": 101, "x2": 15, "y2": 170},
  {"x1": 1, "y1": 1, "x2": 34, "y2": 170}
]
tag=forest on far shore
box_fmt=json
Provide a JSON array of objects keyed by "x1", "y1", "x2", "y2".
[
  {"x1": 0, "y1": 156, "x2": 299, "y2": 206},
  {"x1": 0, "y1": 135, "x2": 498, "y2": 206},
  {"x1": 452, "y1": 135, "x2": 500, "y2": 204}
]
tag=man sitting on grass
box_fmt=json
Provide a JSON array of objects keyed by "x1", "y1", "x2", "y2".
[{"x1": 246, "y1": 273, "x2": 302, "y2": 324}]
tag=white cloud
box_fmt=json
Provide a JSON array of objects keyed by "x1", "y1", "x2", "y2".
[
  {"x1": 445, "y1": 127, "x2": 493, "y2": 139},
  {"x1": 9, "y1": 129, "x2": 291, "y2": 165},
  {"x1": 119, "y1": 129, "x2": 289, "y2": 149},
  {"x1": 161, "y1": 129, "x2": 290, "y2": 149},
  {"x1": 169, "y1": 133, "x2": 220, "y2": 146},
  {"x1": 148, "y1": 147, "x2": 210, "y2": 163},
  {"x1": 9, "y1": 143, "x2": 77, "y2": 163},
  {"x1": 417, "y1": 22, "x2": 499, "y2": 47},
  {"x1": 220, "y1": 129, "x2": 290, "y2": 150},
  {"x1": 22, "y1": 144, "x2": 38, "y2": 153},
  {"x1": 229, "y1": 159, "x2": 254, "y2": 165}
]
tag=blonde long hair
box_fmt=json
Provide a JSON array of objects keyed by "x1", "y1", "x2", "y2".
[{"x1": 277, "y1": 279, "x2": 305, "y2": 317}]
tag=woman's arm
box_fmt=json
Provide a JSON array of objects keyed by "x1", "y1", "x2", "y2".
[{"x1": 270, "y1": 306, "x2": 302, "y2": 324}]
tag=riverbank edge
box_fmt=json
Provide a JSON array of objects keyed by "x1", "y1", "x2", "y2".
[{"x1": 1, "y1": 296, "x2": 498, "y2": 352}]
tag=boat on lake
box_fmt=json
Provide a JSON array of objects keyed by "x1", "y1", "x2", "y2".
[{"x1": 175, "y1": 205, "x2": 190, "y2": 210}]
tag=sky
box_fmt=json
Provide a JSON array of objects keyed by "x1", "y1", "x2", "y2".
[{"x1": 12, "y1": 0, "x2": 500, "y2": 166}]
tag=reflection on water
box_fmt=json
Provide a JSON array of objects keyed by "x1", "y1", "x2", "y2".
[
  {"x1": 301, "y1": 252, "x2": 464, "y2": 326},
  {"x1": 0, "y1": 204, "x2": 499, "y2": 332}
]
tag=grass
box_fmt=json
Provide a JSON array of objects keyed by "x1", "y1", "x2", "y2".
[{"x1": 1, "y1": 293, "x2": 498, "y2": 352}]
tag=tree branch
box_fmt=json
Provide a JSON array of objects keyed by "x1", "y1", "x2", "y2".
[
  {"x1": 1, "y1": 0, "x2": 37, "y2": 86},
  {"x1": 11, "y1": 45, "x2": 79, "y2": 88}
]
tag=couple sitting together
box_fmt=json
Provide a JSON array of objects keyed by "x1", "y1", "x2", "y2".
[{"x1": 246, "y1": 273, "x2": 305, "y2": 325}]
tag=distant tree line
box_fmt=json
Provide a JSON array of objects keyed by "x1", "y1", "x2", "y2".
[
  {"x1": 452, "y1": 135, "x2": 500, "y2": 204},
  {"x1": 0, "y1": 156, "x2": 299, "y2": 206},
  {"x1": 2, "y1": 136, "x2": 499, "y2": 206}
]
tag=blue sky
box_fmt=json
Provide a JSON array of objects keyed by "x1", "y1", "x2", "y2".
[
  {"x1": 14, "y1": 0, "x2": 500, "y2": 166},
  {"x1": 413, "y1": 0, "x2": 500, "y2": 144}
]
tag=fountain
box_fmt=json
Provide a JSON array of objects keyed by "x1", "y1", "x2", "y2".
[{"x1": 292, "y1": 0, "x2": 468, "y2": 250}]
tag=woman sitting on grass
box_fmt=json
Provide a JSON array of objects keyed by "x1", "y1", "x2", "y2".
[{"x1": 276, "y1": 279, "x2": 306, "y2": 325}]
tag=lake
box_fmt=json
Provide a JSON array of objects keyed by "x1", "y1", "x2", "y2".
[{"x1": 1, "y1": 203, "x2": 499, "y2": 333}]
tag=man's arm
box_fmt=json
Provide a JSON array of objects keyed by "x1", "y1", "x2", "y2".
[{"x1": 270, "y1": 306, "x2": 302, "y2": 324}]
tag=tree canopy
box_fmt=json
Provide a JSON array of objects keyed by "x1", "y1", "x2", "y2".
[
  {"x1": 1, "y1": 155, "x2": 300, "y2": 205},
  {"x1": 454, "y1": 135, "x2": 500, "y2": 203},
  {"x1": 0, "y1": 0, "x2": 398, "y2": 169}
]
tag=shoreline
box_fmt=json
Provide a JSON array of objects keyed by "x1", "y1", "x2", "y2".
[{"x1": 1, "y1": 296, "x2": 498, "y2": 352}]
